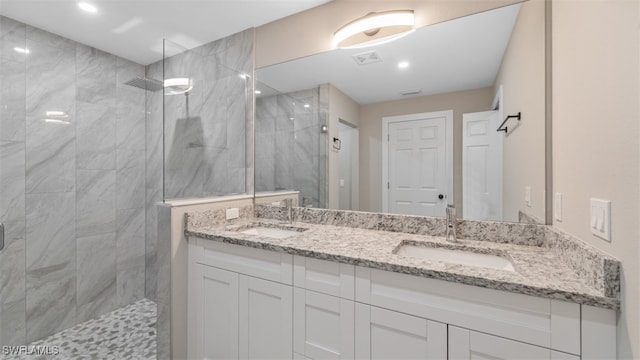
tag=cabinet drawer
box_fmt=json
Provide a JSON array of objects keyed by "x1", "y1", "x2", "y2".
[
  {"x1": 449, "y1": 326, "x2": 580, "y2": 360},
  {"x1": 294, "y1": 256, "x2": 355, "y2": 299},
  {"x1": 191, "y1": 237, "x2": 293, "y2": 285},
  {"x1": 355, "y1": 267, "x2": 580, "y2": 355}
]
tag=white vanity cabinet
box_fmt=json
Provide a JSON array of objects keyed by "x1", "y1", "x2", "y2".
[
  {"x1": 187, "y1": 238, "x2": 617, "y2": 360},
  {"x1": 292, "y1": 256, "x2": 356, "y2": 359},
  {"x1": 188, "y1": 239, "x2": 293, "y2": 360}
]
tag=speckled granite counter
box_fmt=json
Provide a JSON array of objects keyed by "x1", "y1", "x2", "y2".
[{"x1": 185, "y1": 213, "x2": 620, "y2": 310}]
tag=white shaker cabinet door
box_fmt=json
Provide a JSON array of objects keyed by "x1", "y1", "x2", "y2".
[
  {"x1": 355, "y1": 303, "x2": 447, "y2": 360},
  {"x1": 293, "y1": 288, "x2": 355, "y2": 359},
  {"x1": 448, "y1": 326, "x2": 579, "y2": 360},
  {"x1": 239, "y1": 275, "x2": 293, "y2": 360},
  {"x1": 188, "y1": 264, "x2": 240, "y2": 360}
]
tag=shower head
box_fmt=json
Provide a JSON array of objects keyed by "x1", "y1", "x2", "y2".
[{"x1": 124, "y1": 76, "x2": 164, "y2": 92}]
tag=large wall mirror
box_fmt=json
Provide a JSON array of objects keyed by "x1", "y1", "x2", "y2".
[{"x1": 255, "y1": 1, "x2": 546, "y2": 224}]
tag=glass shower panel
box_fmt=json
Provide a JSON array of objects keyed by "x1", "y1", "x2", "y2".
[
  {"x1": 162, "y1": 38, "x2": 250, "y2": 201},
  {"x1": 254, "y1": 81, "x2": 327, "y2": 208}
]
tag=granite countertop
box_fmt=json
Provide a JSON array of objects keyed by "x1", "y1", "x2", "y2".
[{"x1": 186, "y1": 219, "x2": 620, "y2": 310}]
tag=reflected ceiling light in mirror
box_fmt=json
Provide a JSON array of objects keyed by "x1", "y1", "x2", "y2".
[
  {"x1": 333, "y1": 10, "x2": 414, "y2": 49},
  {"x1": 45, "y1": 119, "x2": 71, "y2": 125},
  {"x1": 14, "y1": 47, "x2": 29, "y2": 54},
  {"x1": 44, "y1": 110, "x2": 70, "y2": 125},
  {"x1": 77, "y1": 2, "x2": 98, "y2": 13},
  {"x1": 398, "y1": 61, "x2": 409, "y2": 69},
  {"x1": 46, "y1": 111, "x2": 69, "y2": 118},
  {"x1": 164, "y1": 78, "x2": 193, "y2": 95}
]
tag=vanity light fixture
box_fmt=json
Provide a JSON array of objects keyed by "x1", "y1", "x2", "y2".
[
  {"x1": 164, "y1": 77, "x2": 193, "y2": 95},
  {"x1": 333, "y1": 10, "x2": 415, "y2": 49},
  {"x1": 77, "y1": 2, "x2": 98, "y2": 13}
]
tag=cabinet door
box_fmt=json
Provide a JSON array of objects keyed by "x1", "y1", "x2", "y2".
[
  {"x1": 293, "y1": 288, "x2": 355, "y2": 359},
  {"x1": 355, "y1": 303, "x2": 447, "y2": 360},
  {"x1": 239, "y1": 275, "x2": 293, "y2": 360},
  {"x1": 188, "y1": 264, "x2": 239, "y2": 360},
  {"x1": 448, "y1": 326, "x2": 579, "y2": 360}
]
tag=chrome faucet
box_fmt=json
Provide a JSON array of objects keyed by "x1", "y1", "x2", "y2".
[
  {"x1": 446, "y1": 204, "x2": 458, "y2": 243},
  {"x1": 282, "y1": 198, "x2": 293, "y2": 223}
]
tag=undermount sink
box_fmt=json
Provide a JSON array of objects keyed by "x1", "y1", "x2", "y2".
[
  {"x1": 394, "y1": 243, "x2": 516, "y2": 272},
  {"x1": 239, "y1": 225, "x2": 306, "y2": 239}
]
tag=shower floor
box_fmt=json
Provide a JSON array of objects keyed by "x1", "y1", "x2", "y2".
[{"x1": 6, "y1": 299, "x2": 157, "y2": 360}]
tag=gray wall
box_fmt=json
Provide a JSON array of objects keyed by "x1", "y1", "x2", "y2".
[
  {"x1": 0, "y1": 15, "x2": 146, "y2": 345},
  {"x1": 144, "y1": 29, "x2": 254, "y2": 302},
  {"x1": 255, "y1": 87, "x2": 327, "y2": 208}
]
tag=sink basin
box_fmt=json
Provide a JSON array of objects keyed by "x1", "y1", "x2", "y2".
[
  {"x1": 394, "y1": 243, "x2": 515, "y2": 272},
  {"x1": 239, "y1": 226, "x2": 305, "y2": 239}
]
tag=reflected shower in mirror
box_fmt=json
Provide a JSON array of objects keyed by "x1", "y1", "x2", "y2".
[{"x1": 255, "y1": 1, "x2": 546, "y2": 223}]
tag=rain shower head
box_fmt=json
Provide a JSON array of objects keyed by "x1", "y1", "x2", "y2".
[{"x1": 124, "y1": 76, "x2": 164, "y2": 92}]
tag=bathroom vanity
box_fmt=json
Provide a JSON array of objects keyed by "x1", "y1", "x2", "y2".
[{"x1": 183, "y1": 206, "x2": 619, "y2": 360}]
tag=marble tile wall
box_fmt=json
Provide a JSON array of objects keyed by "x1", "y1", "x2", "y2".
[
  {"x1": 255, "y1": 86, "x2": 327, "y2": 208},
  {"x1": 144, "y1": 29, "x2": 254, "y2": 301},
  {"x1": 0, "y1": 16, "x2": 146, "y2": 345}
]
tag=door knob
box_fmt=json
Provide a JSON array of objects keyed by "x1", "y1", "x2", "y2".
[{"x1": 438, "y1": 194, "x2": 445, "y2": 200}]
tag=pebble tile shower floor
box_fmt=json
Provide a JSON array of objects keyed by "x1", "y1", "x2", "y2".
[{"x1": 4, "y1": 299, "x2": 156, "y2": 360}]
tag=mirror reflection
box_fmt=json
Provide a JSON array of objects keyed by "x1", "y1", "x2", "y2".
[{"x1": 255, "y1": 1, "x2": 545, "y2": 224}]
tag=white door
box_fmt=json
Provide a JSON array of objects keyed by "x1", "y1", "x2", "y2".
[
  {"x1": 239, "y1": 275, "x2": 293, "y2": 360},
  {"x1": 462, "y1": 111, "x2": 503, "y2": 221},
  {"x1": 188, "y1": 264, "x2": 239, "y2": 360},
  {"x1": 385, "y1": 114, "x2": 450, "y2": 216},
  {"x1": 448, "y1": 327, "x2": 578, "y2": 360},
  {"x1": 293, "y1": 288, "x2": 355, "y2": 359},
  {"x1": 355, "y1": 304, "x2": 447, "y2": 359}
]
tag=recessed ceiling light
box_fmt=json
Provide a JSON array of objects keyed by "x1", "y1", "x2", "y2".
[
  {"x1": 398, "y1": 61, "x2": 410, "y2": 69},
  {"x1": 254, "y1": 90, "x2": 262, "y2": 95},
  {"x1": 14, "y1": 47, "x2": 29, "y2": 54},
  {"x1": 304, "y1": 104, "x2": 310, "y2": 108},
  {"x1": 78, "y1": 2, "x2": 98, "y2": 13}
]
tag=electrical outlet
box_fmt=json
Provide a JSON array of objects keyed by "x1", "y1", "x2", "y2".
[
  {"x1": 554, "y1": 193, "x2": 563, "y2": 222},
  {"x1": 524, "y1": 186, "x2": 532, "y2": 207},
  {"x1": 226, "y1": 207, "x2": 239, "y2": 220},
  {"x1": 590, "y1": 198, "x2": 611, "y2": 242}
]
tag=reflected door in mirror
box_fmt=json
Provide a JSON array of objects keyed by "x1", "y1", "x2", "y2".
[{"x1": 387, "y1": 116, "x2": 448, "y2": 216}]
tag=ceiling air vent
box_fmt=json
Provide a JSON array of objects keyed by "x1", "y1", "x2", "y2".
[
  {"x1": 352, "y1": 51, "x2": 382, "y2": 66},
  {"x1": 400, "y1": 88, "x2": 422, "y2": 96}
]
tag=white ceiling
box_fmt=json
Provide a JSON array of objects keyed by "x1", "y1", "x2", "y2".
[
  {"x1": 0, "y1": 0, "x2": 331, "y2": 65},
  {"x1": 256, "y1": 4, "x2": 521, "y2": 105}
]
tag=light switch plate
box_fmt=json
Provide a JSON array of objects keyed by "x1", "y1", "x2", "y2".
[
  {"x1": 590, "y1": 198, "x2": 611, "y2": 242},
  {"x1": 524, "y1": 186, "x2": 532, "y2": 207},
  {"x1": 554, "y1": 193, "x2": 563, "y2": 222},
  {"x1": 226, "y1": 207, "x2": 239, "y2": 220}
]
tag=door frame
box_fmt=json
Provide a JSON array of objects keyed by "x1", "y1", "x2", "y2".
[
  {"x1": 338, "y1": 119, "x2": 359, "y2": 211},
  {"x1": 381, "y1": 110, "x2": 454, "y2": 213}
]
